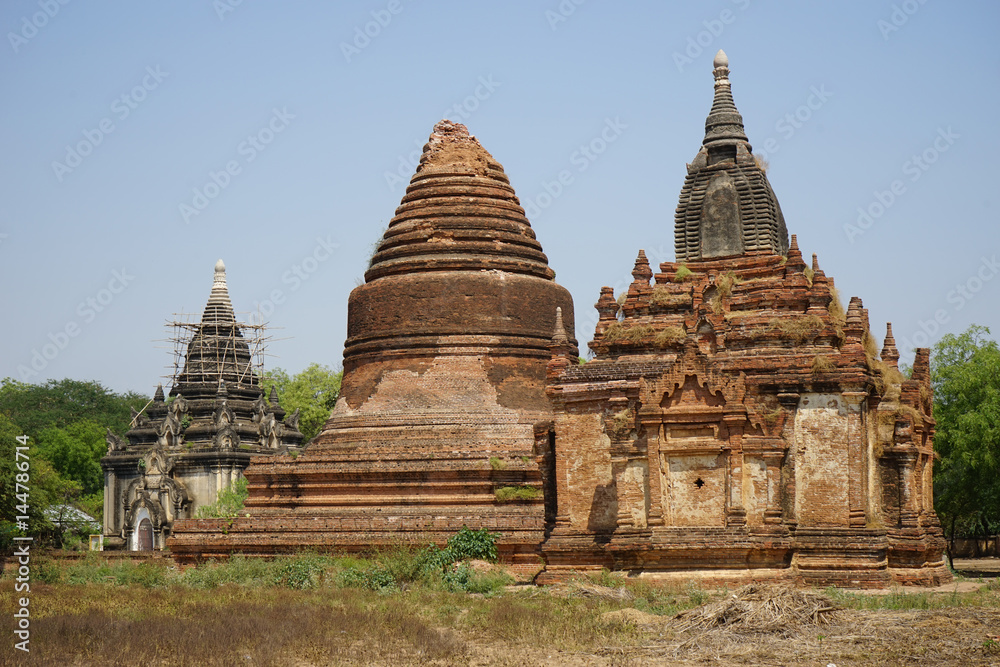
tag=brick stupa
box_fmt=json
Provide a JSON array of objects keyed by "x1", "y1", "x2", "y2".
[
  {"x1": 170, "y1": 122, "x2": 577, "y2": 563},
  {"x1": 538, "y1": 51, "x2": 949, "y2": 587}
]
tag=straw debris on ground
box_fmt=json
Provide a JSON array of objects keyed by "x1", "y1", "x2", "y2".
[{"x1": 671, "y1": 583, "x2": 840, "y2": 635}]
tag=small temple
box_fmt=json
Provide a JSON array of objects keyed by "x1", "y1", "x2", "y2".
[
  {"x1": 539, "y1": 50, "x2": 947, "y2": 586},
  {"x1": 102, "y1": 260, "x2": 303, "y2": 550},
  {"x1": 168, "y1": 53, "x2": 949, "y2": 587}
]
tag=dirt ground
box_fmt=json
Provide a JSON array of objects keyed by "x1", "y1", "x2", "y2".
[{"x1": 460, "y1": 585, "x2": 1000, "y2": 667}]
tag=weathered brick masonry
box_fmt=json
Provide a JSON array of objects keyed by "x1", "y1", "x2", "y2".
[
  {"x1": 170, "y1": 52, "x2": 949, "y2": 587},
  {"x1": 539, "y1": 51, "x2": 948, "y2": 587},
  {"x1": 170, "y1": 120, "x2": 577, "y2": 565}
]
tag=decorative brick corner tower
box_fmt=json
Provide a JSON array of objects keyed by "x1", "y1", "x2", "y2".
[
  {"x1": 169, "y1": 121, "x2": 577, "y2": 563},
  {"x1": 102, "y1": 261, "x2": 303, "y2": 550},
  {"x1": 539, "y1": 51, "x2": 949, "y2": 587}
]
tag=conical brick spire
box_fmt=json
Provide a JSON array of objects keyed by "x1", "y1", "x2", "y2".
[
  {"x1": 882, "y1": 323, "x2": 900, "y2": 368},
  {"x1": 341, "y1": 120, "x2": 576, "y2": 412},
  {"x1": 365, "y1": 120, "x2": 554, "y2": 283},
  {"x1": 631, "y1": 249, "x2": 652, "y2": 284}
]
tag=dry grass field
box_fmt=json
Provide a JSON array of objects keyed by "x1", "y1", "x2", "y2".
[{"x1": 2, "y1": 552, "x2": 999, "y2": 666}]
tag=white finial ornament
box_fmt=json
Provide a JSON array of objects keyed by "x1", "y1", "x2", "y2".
[
  {"x1": 713, "y1": 49, "x2": 729, "y2": 69},
  {"x1": 213, "y1": 259, "x2": 227, "y2": 287}
]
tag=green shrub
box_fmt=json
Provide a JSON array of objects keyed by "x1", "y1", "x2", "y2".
[
  {"x1": 447, "y1": 526, "x2": 500, "y2": 562},
  {"x1": 196, "y1": 477, "x2": 249, "y2": 518}
]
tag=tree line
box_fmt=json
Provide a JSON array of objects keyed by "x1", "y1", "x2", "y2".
[{"x1": 0, "y1": 364, "x2": 340, "y2": 549}]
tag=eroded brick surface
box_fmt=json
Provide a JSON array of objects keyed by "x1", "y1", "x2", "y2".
[
  {"x1": 169, "y1": 121, "x2": 577, "y2": 564},
  {"x1": 539, "y1": 52, "x2": 948, "y2": 587}
]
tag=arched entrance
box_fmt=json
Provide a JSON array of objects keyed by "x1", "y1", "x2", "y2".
[{"x1": 137, "y1": 518, "x2": 153, "y2": 551}]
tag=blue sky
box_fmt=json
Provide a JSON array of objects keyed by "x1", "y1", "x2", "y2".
[{"x1": 1, "y1": 0, "x2": 997, "y2": 395}]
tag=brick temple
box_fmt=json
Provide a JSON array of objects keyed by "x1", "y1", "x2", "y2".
[
  {"x1": 169, "y1": 52, "x2": 949, "y2": 587},
  {"x1": 170, "y1": 121, "x2": 576, "y2": 565}
]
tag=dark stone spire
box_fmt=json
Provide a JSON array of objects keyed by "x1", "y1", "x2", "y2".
[
  {"x1": 173, "y1": 260, "x2": 257, "y2": 400},
  {"x1": 675, "y1": 51, "x2": 789, "y2": 262},
  {"x1": 703, "y1": 50, "x2": 750, "y2": 150}
]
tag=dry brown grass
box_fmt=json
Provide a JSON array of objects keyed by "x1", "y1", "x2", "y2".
[
  {"x1": 755, "y1": 315, "x2": 825, "y2": 344},
  {"x1": 811, "y1": 354, "x2": 836, "y2": 374},
  {"x1": 649, "y1": 286, "x2": 689, "y2": 308},
  {"x1": 6, "y1": 563, "x2": 1000, "y2": 666},
  {"x1": 602, "y1": 324, "x2": 684, "y2": 349},
  {"x1": 653, "y1": 326, "x2": 686, "y2": 348},
  {"x1": 5, "y1": 585, "x2": 468, "y2": 666},
  {"x1": 607, "y1": 407, "x2": 634, "y2": 438},
  {"x1": 602, "y1": 323, "x2": 654, "y2": 345}
]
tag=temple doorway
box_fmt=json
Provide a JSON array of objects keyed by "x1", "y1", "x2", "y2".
[{"x1": 137, "y1": 518, "x2": 153, "y2": 551}]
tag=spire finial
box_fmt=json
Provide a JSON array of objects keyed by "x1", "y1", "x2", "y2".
[
  {"x1": 712, "y1": 49, "x2": 730, "y2": 86},
  {"x1": 213, "y1": 259, "x2": 227, "y2": 289},
  {"x1": 552, "y1": 307, "x2": 569, "y2": 345},
  {"x1": 703, "y1": 48, "x2": 748, "y2": 149},
  {"x1": 882, "y1": 323, "x2": 900, "y2": 368},
  {"x1": 631, "y1": 249, "x2": 652, "y2": 284}
]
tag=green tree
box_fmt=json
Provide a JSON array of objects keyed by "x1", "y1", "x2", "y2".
[
  {"x1": 0, "y1": 378, "x2": 147, "y2": 545},
  {"x1": 0, "y1": 377, "x2": 149, "y2": 437},
  {"x1": 35, "y1": 420, "x2": 107, "y2": 496},
  {"x1": 260, "y1": 364, "x2": 342, "y2": 442},
  {"x1": 0, "y1": 414, "x2": 83, "y2": 548},
  {"x1": 931, "y1": 325, "x2": 1000, "y2": 555}
]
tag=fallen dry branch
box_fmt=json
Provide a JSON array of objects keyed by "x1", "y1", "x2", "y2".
[
  {"x1": 672, "y1": 583, "x2": 840, "y2": 635},
  {"x1": 568, "y1": 581, "x2": 635, "y2": 602}
]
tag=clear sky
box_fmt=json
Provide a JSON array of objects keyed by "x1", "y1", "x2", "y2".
[{"x1": 1, "y1": 0, "x2": 997, "y2": 395}]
